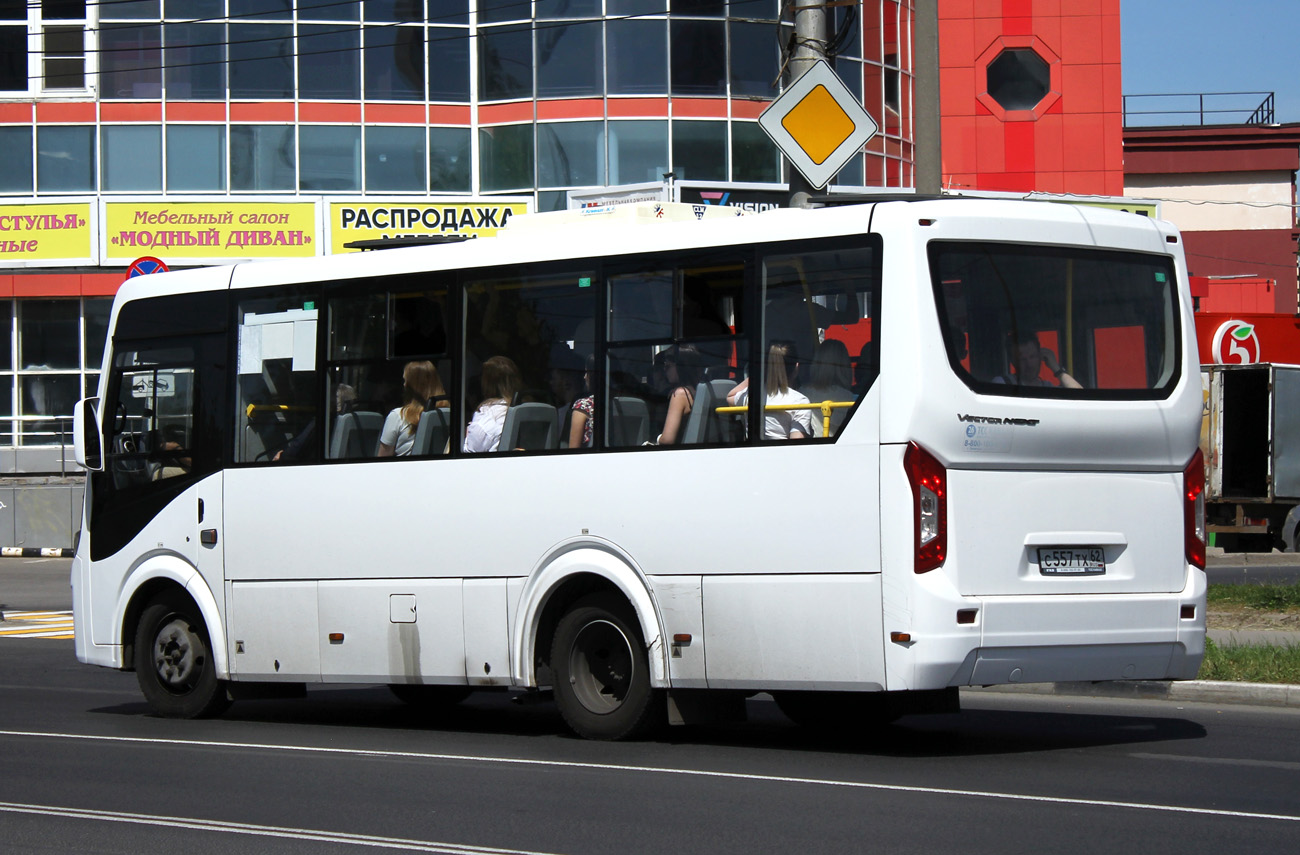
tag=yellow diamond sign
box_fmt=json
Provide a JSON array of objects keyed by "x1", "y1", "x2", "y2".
[
  {"x1": 781, "y1": 85, "x2": 856, "y2": 165},
  {"x1": 759, "y1": 60, "x2": 879, "y2": 189}
]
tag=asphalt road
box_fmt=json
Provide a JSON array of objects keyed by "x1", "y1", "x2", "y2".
[
  {"x1": 4, "y1": 557, "x2": 1300, "y2": 852},
  {"x1": 1, "y1": 636, "x2": 1299, "y2": 854}
]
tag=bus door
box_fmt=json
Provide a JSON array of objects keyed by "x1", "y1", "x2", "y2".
[{"x1": 88, "y1": 298, "x2": 229, "y2": 646}]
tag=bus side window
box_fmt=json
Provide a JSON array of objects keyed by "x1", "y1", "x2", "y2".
[
  {"x1": 463, "y1": 270, "x2": 596, "y2": 453},
  {"x1": 234, "y1": 295, "x2": 322, "y2": 464},
  {"x1": 325, "y1": 281, "x2": 454, "y2": 460},
  {"x1": 761, "y1": 244, "x2": 878, "y2": 441}
]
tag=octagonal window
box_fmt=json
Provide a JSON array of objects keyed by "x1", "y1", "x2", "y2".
[{"x1": 986, "y1": 48, "x2": 1050, "y2": 112}]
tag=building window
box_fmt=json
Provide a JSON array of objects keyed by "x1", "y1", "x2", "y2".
[
  {"x1": 538, "y1": 121, "x2": 604, "y2": 187},
  {"x1": 429, "y1": 127, "x2": 471, "y2": 192},
  {"x1": 479, "y1": 24, "x2": 533, "y2": 101},
  {"x1": 0, "y1": 0, "x2": 88, "y2": 93},
  {"x1": 299, "y1": 25, "x2": 360, "y2": 100},
  {"x1": 300, "y1": 125, "x2": 361, "y2": 192},
  {"x1": 731, "y1": 121, "x2": 779, "y2": 183},
  {"x1": 427, "y1": 28, "x2": 469, "y2": 102},
  {"x1": 365, "y1": 24, "x2": 425, "y2": 101},
  {"x1": 729, "y1": 20, "x2": 776, "y2": 99},
  {"x1": 102, "y1": 126, "x2": 162, "y2": 192},
  {"x1": 231, "y1": 125, "x2": 296, "y2": 192},
  {"x1": 166, "y1": 125, "x2": 226, "y2": 192},
  {"x1": 13, "y1": 298, "x2": 108, "y2": 447},
  {"x1": 0, "y1": 126, "x2": 33, "y2": 193},
  {"x1": 164, "y1": 23, "x2": 225, "y2": 99},
  {"x1": 37, "y1": 126, "x2": 95, "y2": 192},
  {"x1": 609, "y1": 121, "x2": 667, "y2": 184},
  {"x1": 607, "y1": 19, "x2": 666, "y2": 96},
  {"x1": 986, "y1": 48, "x2": 1050, "y2": 112},
  {"x1": 671, "y1": 20, "x2": 725, "y2": 96},
  {"x1": 229, "y1": 23, "x2": 293, "y2": 98},
  {"x1": 672, "y1": 121, "x2": 727, "y2": 181},
  {"x1": 301, "y1": 0, "x2": 360, "y2": 21},
  {"x1": 537, "y1": 21, "x2": 602, "y2": 98},
  {"x1": 479, "y1": 123, "x2": 534, "y2": 192},
  {"x1": 99, "y1": 23, "x2": 162, "y2": 99},
  {"x1": 365, "y1": 125, "x2": 426, "y2": 191}
]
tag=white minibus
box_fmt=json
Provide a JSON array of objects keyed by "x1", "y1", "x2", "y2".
[{"x1": 72, "y1": 198, "x2": 1206, "y2": 739}]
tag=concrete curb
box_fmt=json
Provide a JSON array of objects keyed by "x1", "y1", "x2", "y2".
[
  {"x1": 970, "y1": 679, "x2": 1300, "y2": 708},
  {"x1": 0, "y1": 547, "x2": 72, "y2": 558}
]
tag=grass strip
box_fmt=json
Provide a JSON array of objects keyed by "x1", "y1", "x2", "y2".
[
  {"x1": 1206, "y1": 583, "x2": 1300, "y2": 611},
  {"x1": 1198, "y1": 637, "x2": 1300, "y2": 684}
]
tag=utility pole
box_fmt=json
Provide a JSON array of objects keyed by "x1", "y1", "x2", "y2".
[
  {"x1": 914, "y1": 0, "x2": 942, "y2": 195},
  {"x1": 786, "y1": 0, "x2": 827, "y2": 208}
]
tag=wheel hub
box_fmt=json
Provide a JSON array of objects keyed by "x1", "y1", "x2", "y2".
[
  {"x1": 153, "y1": 617, "x2": 201, "y2": 691},
  {"x1": 568, "y1": 619, "x2": 635, "y2": 715}
]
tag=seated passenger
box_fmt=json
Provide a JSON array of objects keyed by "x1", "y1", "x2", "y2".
[
  {"x1": 654, "y1": 344, "x2": 703, "y2": 445},
  {"x1": 568, "y1": 355, "x2": 597, "y2": 449},
  {"x1": 803, "y1": 339, "x2": 856, "y2": 437},
  {"x1": 727, "y1": 342, "x2": 813, "y2": 440},
  {"x1": 464, "y1": 355, "x2": 523, "y2": 453},
  {"x1": 996, "y1": 332, "x2": 1082, "y2": 389},
  {"x1": 379, "y1": 360, "x2": 449, "y2": 457}
]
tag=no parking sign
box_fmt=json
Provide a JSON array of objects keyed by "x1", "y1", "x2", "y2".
[{"x1": 126, "y1": 256, "x2": 169, "y2": 278}]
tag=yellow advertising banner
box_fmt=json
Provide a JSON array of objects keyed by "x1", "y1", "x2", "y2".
[
  {"x1": 0, "y1": 203, "x2": 93, "y2": 264},
  {"x1": 328, "y1": 199, "x2": 531, "y2": 254},
  {"x1": 104, "y1": 201, "x2": 319, "y2": 262}
]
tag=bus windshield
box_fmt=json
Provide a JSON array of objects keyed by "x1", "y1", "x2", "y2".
[{"x1": 930, "y1": 241, "x2": 1181, "y2": 399}]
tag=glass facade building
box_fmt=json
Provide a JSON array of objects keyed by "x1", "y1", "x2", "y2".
[
  {"x1": 1, "y1": 1, "x2": 918, "y2": 207},
  {"x1": 0, "y1": 1, "x2": 917, "y2": 541}
]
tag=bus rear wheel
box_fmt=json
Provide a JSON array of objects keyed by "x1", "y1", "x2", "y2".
[
  {"x1": 133, "y1": 591, "x2": 230, "y2": 719},
  {"x1": 551, "y1": 593, "x2": 662, "y2": 740}
]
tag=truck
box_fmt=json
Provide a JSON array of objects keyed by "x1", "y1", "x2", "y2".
[{"x1": 1197, "y1": 312, "x2": 1300, "y2": 552}]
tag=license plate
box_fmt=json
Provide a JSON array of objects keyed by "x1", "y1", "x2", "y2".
[{"x1": 1037, "y1": 546, "x2": 1106, "y2": 576}]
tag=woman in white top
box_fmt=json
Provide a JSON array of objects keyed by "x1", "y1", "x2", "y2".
[
  {"x1": 379, "y1": 360, "x2": 449, "y2": 457},
  {"x1": 727, "y1": 342, "x2": 813, "y2": 440},
  {"x1": 464, "y1": 355, "x2": 523, "y2": 453}
]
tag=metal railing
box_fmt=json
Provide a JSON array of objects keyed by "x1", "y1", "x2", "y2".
[{"x1": 1123, "y1": 92, "x2": 1275, "y2": 128}]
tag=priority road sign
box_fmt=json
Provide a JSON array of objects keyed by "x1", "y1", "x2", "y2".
[{"x1": 758, "y1": 60, "x2": 879, "y2": 190}]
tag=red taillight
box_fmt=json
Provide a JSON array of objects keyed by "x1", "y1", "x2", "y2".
[
  {"x1": 904, "y1": 441, "x2": 947, "y2": 573},
  {"x1": 1184, "y1": 448, "x2": 1206, "y2": 569}
]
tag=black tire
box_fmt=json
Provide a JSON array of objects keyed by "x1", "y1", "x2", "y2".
[
  {"x1": 133, "y1": 591, "x2": 231, "y2": 719},
  {"x1": 388, "y1": 684, "x2": 472, "y2": 707},
  {"x1": 775, "y1": 691, "x2": 900, "y2": 729},
  {"x1": 551, "y1": 593, "x2": 663, "y2": 740}
]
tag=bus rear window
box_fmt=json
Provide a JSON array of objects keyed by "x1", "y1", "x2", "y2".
[{"x1": 929, "y1": 242, "x2": 1180, "y2": 399}]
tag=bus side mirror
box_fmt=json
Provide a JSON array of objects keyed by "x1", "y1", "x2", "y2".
[{"x1": 74, "y1": 397, "x2": 103, "y2": 472}]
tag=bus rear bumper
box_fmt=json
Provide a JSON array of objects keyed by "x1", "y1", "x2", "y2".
[{"x1": 907, "y1": 565, "x2": 1207, "y2": 688}]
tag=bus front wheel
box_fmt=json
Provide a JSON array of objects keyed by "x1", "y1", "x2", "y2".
[
  {"x1": 551, "y1": 594, "x2": 663, "y2": 740},
  {"x1": 133, "y1": 591, "x2": 231, "y2": 719}
]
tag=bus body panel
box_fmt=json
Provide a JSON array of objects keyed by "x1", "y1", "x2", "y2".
[
  {"x1": 75, "y1": 473, "x2": 228, "y2": 673},
  {"x1": 701, "y1": 574, "x2": 885, "y2": 691},
  {"x1": 316, "y1": 578, "x2": 469, "y2": 685},
  {"x1": 945, "y1": 468, "x2": 1186, "y2": 596}
]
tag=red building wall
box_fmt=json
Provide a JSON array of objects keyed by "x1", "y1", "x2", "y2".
[{"x1": 939, "y1": 0, "x2": 1124, "y2": 195}]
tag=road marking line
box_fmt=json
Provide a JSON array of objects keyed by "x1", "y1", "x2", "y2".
[
  {"x1": 0, "y1": 610, "x2": 74, "y2": 639},
  {"x1": 1, "y1": 730, "x2": 1297, "y2": 824},
  {"x1": 1131, "y1": 752, "x2": 1300, "y2": 772},
  {"x1": 0, "y1": 801, "x2": 557, "y2": 854}
]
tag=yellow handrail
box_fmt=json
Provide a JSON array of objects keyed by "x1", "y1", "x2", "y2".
[
  {"x1": 716, "y1": 400, "x2": 856, "y2": 437},
  {"x1": 245, "y1": 403, "x2": 314, "y2": 419}
]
